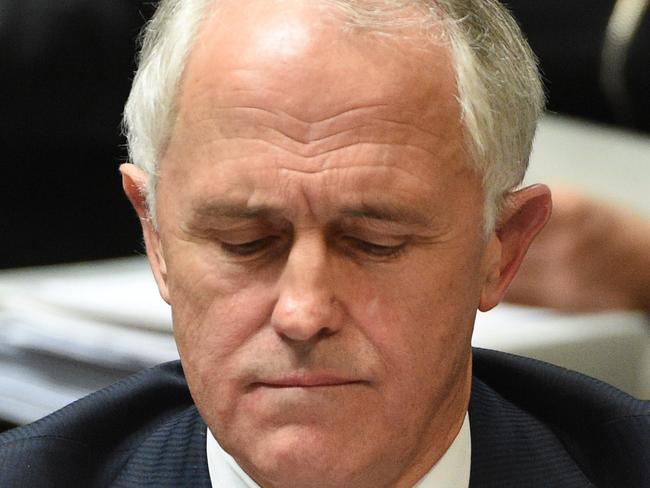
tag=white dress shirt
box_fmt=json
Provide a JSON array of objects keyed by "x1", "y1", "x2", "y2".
[{"x1": 206, "y1": 413, "x2": 471, "y2": 487}]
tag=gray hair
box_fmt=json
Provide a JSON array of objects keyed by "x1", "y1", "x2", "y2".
[{"x1": 123, "y1": 0, "x2": 544, "y2": 233}]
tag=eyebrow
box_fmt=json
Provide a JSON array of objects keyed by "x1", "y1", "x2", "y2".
[
  {"x1": 189, "y1": 201, "x2": 433, "y2": 227},
  {"x1": 191, "y1": 202, "x2": 281, "y2": 220},
  {"x1": 339, "y1": 203, "x2": 433, "y2": 228}
]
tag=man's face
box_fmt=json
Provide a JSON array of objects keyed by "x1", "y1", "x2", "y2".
[{"x1": 149, "y1": 2, "x2": 497, "y2": 487}]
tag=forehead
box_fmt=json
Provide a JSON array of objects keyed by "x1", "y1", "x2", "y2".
[
  {"x1": 177, "y1": 0, "x2": 460, "y2": 131},
  {"x1": 159, "y1": 0, "x2": 475, "y2": 222}
]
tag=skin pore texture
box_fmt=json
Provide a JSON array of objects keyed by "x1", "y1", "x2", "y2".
[{"x1": 121, "y1": 1, "x2": 551, "y2": 487}]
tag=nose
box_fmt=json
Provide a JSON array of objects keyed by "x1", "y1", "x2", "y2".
[{"x1": 271, "y1": 234, "x2": 341, "y2": 343}]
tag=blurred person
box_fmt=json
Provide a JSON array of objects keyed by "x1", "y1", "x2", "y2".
[
  {"x1": 507, "y1": 186, "x2": 650, "y2": 311},
  {"x1": 0, "y1": 1, "x2": 648, "y2": 487}
]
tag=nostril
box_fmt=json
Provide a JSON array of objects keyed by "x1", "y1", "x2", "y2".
[
  {"x1": 278, "y1": 327, "x2": 335, "y2": 349},
  {"x1": 270, "y1": 291, "x2": 336, "y2": 342}
]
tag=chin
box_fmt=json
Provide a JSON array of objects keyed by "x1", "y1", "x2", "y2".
[{"x1": 236, "y1": 425, "x2": 379, "y2": 488}]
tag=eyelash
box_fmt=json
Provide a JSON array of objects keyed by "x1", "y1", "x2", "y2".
[
  {"x1": 345, "y1": 238, "x2": 407, "y2": 259},
  {"x1": 220, "y1": 237, "x2": 279, "y2": 256},
  {"x1": 219, "y1": 236, "x2": 407, "y2": 260}
]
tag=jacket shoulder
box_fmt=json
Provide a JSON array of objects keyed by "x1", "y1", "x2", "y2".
[
  {"x1": 0, "y1": 361, "x2": 197, "y2": 487},
  {"x1": 471, "y1": 348, "x2": 650, "y2": 488}
]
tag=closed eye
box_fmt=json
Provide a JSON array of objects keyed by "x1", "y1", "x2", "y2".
[
  {"x1": 344, "y1": 237, "x2": 407, "y2": 258},
  {"x1": 220, "y1": 236, "x2": 279, "y2": 256}
]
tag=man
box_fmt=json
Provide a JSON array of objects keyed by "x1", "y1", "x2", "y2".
[{"x1": 1, "y1": 0, "x2": 648, "y2": 487}]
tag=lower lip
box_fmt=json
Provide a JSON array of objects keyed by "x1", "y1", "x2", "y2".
[{"x1": 253, "y1": 381, "x2": 363, "y2": 389}]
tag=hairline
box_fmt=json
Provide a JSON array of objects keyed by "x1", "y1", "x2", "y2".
[{"x1": 124, "y1": 0, "x2": 543, "y2": 237}]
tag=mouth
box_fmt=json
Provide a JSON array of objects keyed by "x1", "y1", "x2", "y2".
[{"x1": 252, "y1": 373, "x2": 366, "y2": 389}]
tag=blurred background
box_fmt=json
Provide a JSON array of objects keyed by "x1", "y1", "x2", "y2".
[
  {"x1": 0, "y1": 0, "x2": 648, "y2": 268},
  {"x1": 0, "y1": 0, "x2": 157, "y2": 268}
]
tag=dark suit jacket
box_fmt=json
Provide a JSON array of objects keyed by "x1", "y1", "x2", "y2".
[{"x1": 1, "y1": 349, "x2": 648, "y2": 487}]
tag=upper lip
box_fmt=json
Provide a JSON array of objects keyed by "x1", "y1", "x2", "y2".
[{"x1": 253, "y1": 372, "x2": 365, "y2": 388}]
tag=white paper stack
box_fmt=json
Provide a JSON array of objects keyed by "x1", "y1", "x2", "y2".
[{"x1": 0, "y1": 257, "x2": 178, "y2": 424}]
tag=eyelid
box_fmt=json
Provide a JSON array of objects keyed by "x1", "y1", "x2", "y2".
[
  {"x1": 220, "y1": 235, "x2": 282, "y2": 256},
  {"x1": 340, "y1": 228, "x2": 408, "y2": 246},
  {"x1": 342, "y1": 236, "x2": 409, "y2": 259}
]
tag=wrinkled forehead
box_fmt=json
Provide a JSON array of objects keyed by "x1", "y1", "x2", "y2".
[
  {"x1": 156, "y1": 0, "x2": 479, "y2": 234},
  {"x1": 178, "y1": 0, "x2": 459, "y2": 124}
]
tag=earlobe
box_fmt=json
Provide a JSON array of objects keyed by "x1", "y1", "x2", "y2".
[
  {"x1": 119, "y1": 163, "x2": 171, "y2": 304},
  {"x1": 479, "y1": 184, "x2": 552, "y2": 312}
]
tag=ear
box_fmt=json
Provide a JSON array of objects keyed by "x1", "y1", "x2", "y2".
[
  {"x1": 120, "y1": 163, "x2": 170, "y2": 304},
  {"x1": 478, "y1": 184, "x2": 552, "y2": 312}
]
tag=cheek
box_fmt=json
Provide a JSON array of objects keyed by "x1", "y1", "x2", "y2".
[
  {"x1": 335, "y1": 261, "x2": 475, "y2": 456},
  {"x1": 165, "y1": 238, "x2": 276, "y2": 342},
  {"x1": 163, "y1": 241, "x2": 278, "y2": 397},
  {"x1": 172, "y1": 282, "x2": 273, "y2": 362},
  {"x1": 358, "y1": 258, "x2": 478, "y2": 346},
  {"x1": 347, "y1": 252, "x2": 479, "y2": 397}
]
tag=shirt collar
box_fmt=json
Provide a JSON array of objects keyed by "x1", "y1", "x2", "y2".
[
  {"x1": 206, "y1": 413, "x2": 471, "y2": 488},
  {"x1": 206, "y1": 430, "x2": 259, "y2": 488},
  {"x1": 414, "y1": 413, "x2": 471, "y2": 488}
]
